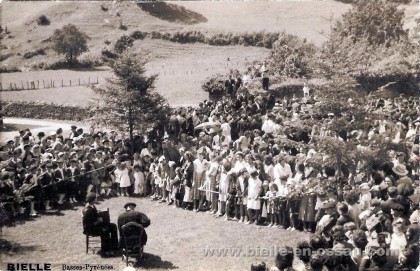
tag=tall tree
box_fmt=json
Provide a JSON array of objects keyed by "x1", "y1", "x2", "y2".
[
  {"x1": 318, "y1": 0, "x2": 418, "y2": 93},
  {"x1": 92, "y1": 51, "x2": 169, "y2": 151},
  {"x1": 51, "y1": 24, "x2": 89, "y2": 63}
]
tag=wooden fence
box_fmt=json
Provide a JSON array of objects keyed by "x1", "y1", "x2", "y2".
[{"x1": 0, "y1": 77, "x2": 100, "y2": 91}]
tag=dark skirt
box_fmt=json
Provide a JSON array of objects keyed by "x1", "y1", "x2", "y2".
[{"x1": 298, "y1": 193, "x2": 316, "y2": 222}]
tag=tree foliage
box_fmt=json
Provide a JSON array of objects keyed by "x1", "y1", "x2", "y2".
[
  {"x1": 337, "y1": 0, "x2": 407, "y2": 46},
  {"x1": 91, "y1": 51, "x2": 169, "y2": 148},
  {"x1": 114, "y1": 34, "x2": 134, "y2": 54},
  {"x1": 51, "y1": 24, "x2": 89, "y2": 63},
  {"x1": 318, "y1": 0, "x2": 418, "y2": 94},
  {"x1": 267, "y1": 33, "x2": 316, "y2": 78}
]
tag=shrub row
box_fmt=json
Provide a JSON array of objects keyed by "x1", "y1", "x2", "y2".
[
  {"x1": 1, "y1": 101, "x2": 94, "y2": 122},
  {"x1": 30, "y1": 57, "x2": 103, "y2": 71},
  {"x1": 129, "y1": 30, "x2": 288, "y2": 49},
  {"x1": 0, "y1": 53, "x2": 13, "y2": 62},
  {"x1": 0, "y1": 66, "x2": 21, "y2": 73},
  {"x1": 23, "y1": 48, "x2": 46, "y2": 59}
]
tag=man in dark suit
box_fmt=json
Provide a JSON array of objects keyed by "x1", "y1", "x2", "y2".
[
  {"x1": 82, "y1": 193, "x2": 118, "y2": 256},
  {"x1": 117, "y1": 202, "x2": 150, "y2": 247}
]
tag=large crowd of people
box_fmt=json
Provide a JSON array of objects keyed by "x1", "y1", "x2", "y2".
[{"x1": 0, "y1": 85, "x2": 419, "y2": 270}]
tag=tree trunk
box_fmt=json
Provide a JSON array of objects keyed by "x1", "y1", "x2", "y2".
[{"x1": 128, "y1": 105, "x2": 134, "y2": 155}]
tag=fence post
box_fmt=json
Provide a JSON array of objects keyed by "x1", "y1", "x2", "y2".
[
  {"x1": 0, "y1": 82, "x2": 2, "y2": 91},
  {"x1": 37, "y1": 80, "x2": 39, "y2": 89},
  {"x1": 78, "y1": 78, "x2": 80, "y2": 86},
  {"x1": 9, "y1": 83, "x2": 13, "y2": 91},
  {"x1": 88, "y1": 77, "x2": 90, "y2": 85},
  {"x1": 70, "y1": 80, "x2": 71, "y2": 87},
  {"x1": 21, "y1": 81, "x2": 24, "y2": 90},
  {"x1": 43, "y1": 80, "x2": 45, "y2": 88},
  {"x1": 14, "y1": 83, "x2": 17, "y2": 90},
  {"x1": 96, "y1": 77, "x2": 99, "y2": 84},
  {"x1": 62, "y1": 79, "x2": 64, "y2": 87},
  {"x1": 27, "y1": 81, "x2": 29, "y2": 90}
]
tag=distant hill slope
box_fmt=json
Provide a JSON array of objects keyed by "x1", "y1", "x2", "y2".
[{"x1": 0, "y1": 1, "x2": 352, "y2": 65}]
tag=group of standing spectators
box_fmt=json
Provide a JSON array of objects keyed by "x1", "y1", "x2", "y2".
[{"x1": 0, "y1": 83, "x2": 419, "y2": 270}]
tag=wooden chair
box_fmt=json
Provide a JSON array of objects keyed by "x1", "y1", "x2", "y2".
[
  {"x1": 120, "y1": 222, "x2": 145, "y2": 266},
  {"x1": 83, "y1": 208, "x2": 110, "y2": 254},
  {"x1": 85, "y1": 233, "x2": 101, "y2": 254}
]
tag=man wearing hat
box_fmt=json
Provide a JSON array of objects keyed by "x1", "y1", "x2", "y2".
[
  {"x1": 36, "y1": 132, "x2": 45, "y2": 145},
  {"x1": 117, "y1": 202, "x2": 150, "y2": 247},
  {"x1": 392, "y1": 164, "x2": 413, "y2": 185},
  {"x1": 69, "y1": 125, "x2": 78, "y2": 139},
  {"x1": 82, "y1": 193, "x2": 118, "y2": 256},
  {"x1": 315, "y1": 199, "x2": 338, "y2": 239},
  {"x1": 4, "y1": 140, "x2": 15, "y2": 153}
]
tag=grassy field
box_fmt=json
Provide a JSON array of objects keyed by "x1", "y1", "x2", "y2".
[
  {"x1": 1, "y1": 196, "x2": 310, "y2": 271},
  {"x1": 1, "y1": 40, "x2": 268, "y2": 107}
]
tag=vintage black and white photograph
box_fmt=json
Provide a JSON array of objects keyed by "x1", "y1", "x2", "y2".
[{"x1": 0, "y1": 0, "x2": 419, "y2": 270}]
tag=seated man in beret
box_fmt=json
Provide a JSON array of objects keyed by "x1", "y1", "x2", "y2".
[
  {"x1": 82, "y1": 193, "x2": 118, "y2": 256},
  {"x1": 117, "y1": 202, "x2": 150, "y2": 248}
]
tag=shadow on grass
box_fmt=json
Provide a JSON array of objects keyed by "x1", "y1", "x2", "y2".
[
  {"x1": 0, "y1": 239, "x2": 42, "y2": 254},
  {"x1": 38, "y1": 210, "x2": 65, "y2": 216},
  {"x1": 130, "y1": 252, "x2": 178, "y2": 269},
  {"x1": 137, "y1": 2, "x2": 207, "y2": 24}
]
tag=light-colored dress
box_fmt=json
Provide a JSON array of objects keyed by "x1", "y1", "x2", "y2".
[
  {"x1": 118, "y1": 168, "x2": 131, "y2": 188},
  {"x1": 193, "y1": 159, "x2": 207, "y2": 200},
  {"x1": 133, "y1": 171, "x2": 145, "y2": 194},
  {"x1": 247, "y1": 177, "x2": 262, "y2": 210}
]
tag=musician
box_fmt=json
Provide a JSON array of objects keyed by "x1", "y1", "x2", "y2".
[
  {"x1": 82, "y1": 193, "x2": 118, "y2": 256},
  {"x1": 15, "y1": 174, "x2": 38, "y2": 217},
  {"x1": 117, "y1": 202, "x2": 150, "y2": 247}
]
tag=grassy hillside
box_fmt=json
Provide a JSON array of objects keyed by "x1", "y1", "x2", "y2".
[
  {"x1": 0, "y1": 1, "x2": 417, "y2": 107},
  {"x1": 0, "y1": 1, "x2": 352, "y2": 67}
]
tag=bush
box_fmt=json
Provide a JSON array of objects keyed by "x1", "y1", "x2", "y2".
[
  {"x1": 30, "y1": 57, "x2": 102, "y2": 71},
  {"x1": 36, "y1": 15, "x2": 50, "y2": 26},
  {"x1": 23, "y1": 48, "x2": 46, "y2": 59},
  {"x1": 119, "y1": 23, "x2": 128, "y2": 31},
  {"x1": 1, "y1": 101, "x2": 94, "y2": 121},
  {"x1": 114, "y1": 35, "x2": 133, "y2": 54},
  {"x1": 268, "y1": 33, "x2": 316, "y2": 78},
  {"x1": 101, "y1": 49, "x2": 118, "y2": 59},
  {"x1": 100, "y1": 4, "x2": 108, "y2": 11},
  {"x1": 0, "y1": 66, "x2": 21, "y2": 73},
  {"x1": 0, "y1": 53, "x2": 13, "y2": 62},
  {"x1": 130, "y1": 31, "x2": 147, "y2": 40}
]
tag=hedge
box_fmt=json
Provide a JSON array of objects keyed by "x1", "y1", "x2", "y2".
[{"x1": 1, "y1": 101, "x2": 94, "y2": 122}]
